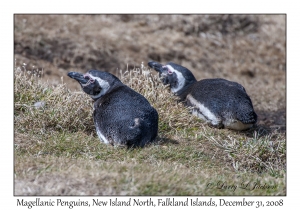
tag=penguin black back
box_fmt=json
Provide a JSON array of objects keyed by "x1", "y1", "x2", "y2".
[
  {"x1": 189, "y1": 78, "x2": 257, "y2": 125},
  {"x1": 68, "y1": 70, "x2": 158, "y2": 147},
  {"x1": 148, "y1": 61, "x2": 257, "y2": 131}
]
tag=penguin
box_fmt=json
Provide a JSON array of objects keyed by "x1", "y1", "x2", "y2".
[
  {"x1": 148, "y1": 61, "x2": 257, "y2": 131},
  {"x1": 68, "y1": 70, "x2": 158, "y2": 147}
]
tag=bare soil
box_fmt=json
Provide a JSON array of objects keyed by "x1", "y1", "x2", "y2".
[{"x1": 14, "y1": 14, "x2": 286, "y2": 132}]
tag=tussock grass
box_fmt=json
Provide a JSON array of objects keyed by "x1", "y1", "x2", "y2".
[
  {"x1": 14, "y1": 63, "x2": 286, "y2": 195},
  {"x1": 15, "y1": 67, "x2": 94, "y2": 135}
]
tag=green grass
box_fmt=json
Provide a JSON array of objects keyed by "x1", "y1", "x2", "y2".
[{"x1": 14, "y1": 64, "x2": 286, "y2": 195}]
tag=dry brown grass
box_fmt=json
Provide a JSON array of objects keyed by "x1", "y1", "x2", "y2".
[
  {"x1": 14, "y1": 14, "x2": 286, "y2": 195},
  {"x1": 14, "y1": 68, "x2": 94, "y2": 135},
  {"x1": 14, "y1": 156, "x2": 285, "y2": 196},
  {"x1": 14, "y1": 64, "x2": 285, "y2": 195}
]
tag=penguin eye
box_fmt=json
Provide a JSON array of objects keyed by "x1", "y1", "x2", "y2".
[
  {"x1": 84, "y1": 75, "x2": 95, "y2": 83},
  {"x1": 167, "y1": 69, "x2": 173, "y2": 75}
]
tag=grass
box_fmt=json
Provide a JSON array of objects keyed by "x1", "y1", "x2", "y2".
[{"x1": 14, "y1": 63, "x2": 286, "y2": 195}]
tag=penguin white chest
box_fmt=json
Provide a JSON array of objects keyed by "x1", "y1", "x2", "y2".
[
  {"x1": 95, "y1": 121, "x2": 109, "y2": 144},
  {"x1": 187, "y1": 94, "x2": 221, "y2": 126},
  {"x1": 187, "y1": 94, "x2": 254, "y2": 131}
]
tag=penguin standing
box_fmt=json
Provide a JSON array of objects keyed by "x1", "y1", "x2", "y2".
[
  {"x1": 148, "y1": 61, "x2": 257, "y2": 131},
  {"x1": 68, "y1": 70, "x2": 158, "y2": 147}
]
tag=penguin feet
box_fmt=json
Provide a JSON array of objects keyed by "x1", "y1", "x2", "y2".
[{"x1": 208, "y1": 122, "x2": 224, "y2": 129}]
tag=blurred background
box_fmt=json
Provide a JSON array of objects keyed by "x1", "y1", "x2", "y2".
[{"x1": 14, "y1": 14, "x2": 286, "y2": 131}]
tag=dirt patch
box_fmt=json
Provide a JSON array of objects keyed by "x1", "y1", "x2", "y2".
[{"x1": 256, "y1": 108, "x2": 286, "y2": 132}]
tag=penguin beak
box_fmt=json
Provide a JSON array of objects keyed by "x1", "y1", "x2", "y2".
[
  {"x1": 148, "y1": 61, "x2": 164, "y2": 73},
  {"x1": 67, "y1": 72, "x2": 89, "y2": 84}
]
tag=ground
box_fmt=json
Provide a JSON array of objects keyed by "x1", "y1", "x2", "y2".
[{"x1": 14, "y1": 14, "x2": 286, "y2": 195}]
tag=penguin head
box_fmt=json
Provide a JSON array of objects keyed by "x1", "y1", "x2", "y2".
[
  {"x1": 148, "y1": 61, "x2": 197, "y2": 94},
  {"x1": 68, "y1": 70, "x2": 122, "y2": 100}
]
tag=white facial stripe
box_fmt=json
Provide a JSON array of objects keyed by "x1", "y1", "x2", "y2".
[
  {"x1": 161, "y1": 65, "x2": 168, "y2": 77},
  {"x1": 81, "y1": 79, "x2": 92, "y2": 87},
  {"x1": 88, "y1": 74, "x2": 110, "y2": 99},
  {"x1": 187, "y1": 94, "x2": 220, "y2": 126},
  {"x1": 82, "y1": 73, "x2": 95, "y2": 87},
  {"x1": 166, "y1": 65, "x2": 185, "y2": 93}
]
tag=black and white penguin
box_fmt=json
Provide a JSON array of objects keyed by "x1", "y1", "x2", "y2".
[
  {"x1": 148, "y1": 61, "x2": 257, "y2": 131},
  {"x1": 68, "y1": 70, "x2": 158, "y2": 147}
]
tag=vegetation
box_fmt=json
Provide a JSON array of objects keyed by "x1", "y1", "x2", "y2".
[{"x1": 14, "y1": 63, "x2": 286, "y2": 195}]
